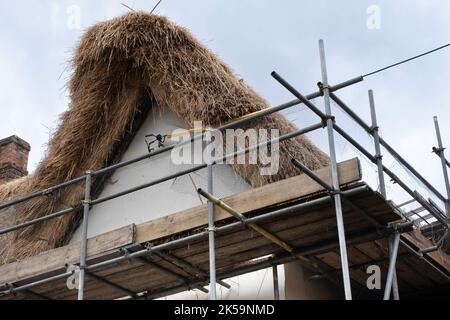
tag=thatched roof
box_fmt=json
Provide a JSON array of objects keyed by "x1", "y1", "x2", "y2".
[{"x1": 0, "y1": 12, "x2": 329, "y2": 264}]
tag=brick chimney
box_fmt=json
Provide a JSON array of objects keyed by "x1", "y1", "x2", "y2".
[{"x1": 0, "y1": 135, "x2": 30, "y2": 184}]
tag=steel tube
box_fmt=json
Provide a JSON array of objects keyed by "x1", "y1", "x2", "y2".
[
  {"x1": 329, "y1": 92, "x2": 447, "y2": 203},
  {"x1": 5, "y1": 283, "x2": 51, "y2": 300},
  {"x1": 198, "y1": 189, "x2": 295, "y2": 253},
  {"x1": 0, "y1": 206, "x2": 78, "y2": 236},
  {"x1": 329, "y1": 92, "x2": 372, "y2": 132},
  {"x1": 291, "y1": 158, "x2": 383, "y2": 229},
  {"x1": 206, "y1": 131, "x2": 217, "y2": 300},
  {"x1": 368, "y1": 90, "x2": 387, "y2": 198},
  {"x1": 329, "y1": 76, "x2": 364, "y2": 92},
  {"x1": 1, "y1": 271, "x2": 73, "y2": 296},
  {"x1": 272, "y1": 265, "x2": 280, "y2": 300},
  {"x1": 78, "y1": 172, "x2": 92, "y2": 300},
  {"x1": 0, "y1": 176, "x2": 86, "y2": 211},
  {"x1": 319, "y1": 39, "x2": 352, "y2": 300},
  {"x1": 433, "y1": 116, "x2": 450, "y2": 217},
  {"x1": 220, "y1": 122, "x2": 324, "y2": 165},
  {"x1": 137, "y1": 257, "x2": 208, "y2": 294},
  {"x1": 397, "y1": 199, "x2": 417, "y2": 208},
  {"x1": 388, "y1": 236, "x2": 400, "y2": 300},
  {"x1": 370, "y1": 90, "x2": 398, "y2": 298},
  {"x1": 420, "y1": 246, "x2": 438, "y2": 254},
  {"x1": 291, "y1": 159, "x2": 333, "y2": 191},
  {"x1": 271, "y1": 73, "x2": 327, "y2": 121},
  {"x1": 383, "y1": 232, "x2": 400, "y2": 300},
  {"x1": 225, "y1": 120, "x2": 324, "y2": 162},
  {"x1": 156, "y1": 252, "x2": 231, "y2": 289},
  {"x1": 219, "y1": 76, "x2": 362, "y2": 131},
  {"x1": 86, "y1": 272, "x2": 137, "y2": 299},
  {"x1": 218, "y1": 95, "x2": 317, "y2": 130},
  {"x1": 333, "y1": 125, "x2": 377, "y2": 161}
]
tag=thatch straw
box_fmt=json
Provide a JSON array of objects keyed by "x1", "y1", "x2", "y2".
[{"x1": 0, "y1": 12, "x2": 329, "y2": 264}]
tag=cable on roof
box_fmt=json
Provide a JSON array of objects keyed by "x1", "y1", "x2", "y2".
[
  {"x1": 363, "y1": 43, "x2": 450, "y2": 78},
  {"x1": 151, "y1": 0, "x2": 163, "y2": 14},
  {"x1": 120, "y1": 3, "x2": 135, "y2": 11}
]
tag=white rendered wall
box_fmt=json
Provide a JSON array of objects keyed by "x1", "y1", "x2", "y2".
[
  {"x1": 284, "y1": 261, "x2": 342, "y2": 300},
  {"x1": 70, "y1": 106, "x2": 251, "y2": 240},
  {"x1": 70, "y1": 106, "x2": 285, "y2": 300},
  {"x1": 161, "y1": 266, "x2": 285, "y2": 300}
]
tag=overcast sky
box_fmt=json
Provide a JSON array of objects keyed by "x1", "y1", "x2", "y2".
[{"x1": 1, "y1": 0, "x2": 449, "y2": 208}]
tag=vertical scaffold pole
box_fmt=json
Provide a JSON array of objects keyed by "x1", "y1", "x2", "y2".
[
  {"x1": 388, "y1": 233, "x2": 400, "y2": 300},
  {"x1": 318, "y1": 39, "x2": 352, "y2": 300},
  {"x1": 383, "y1": 232, "x2": 400, "y2": 300},
  {"x1": 272, "y1": 265, "x2": 280, "y2": 300},
  {"x1": 78, "y1": 171, "x2": 92, "y2": 300},
  {"x1": 433, "y1": 116, "x2": 450, "y2": 218},
  {"x1": 206, "y1": 131, "x2": 217, "y2": 300},
  {"x1": 368, "y1": 90, "x2": 387, "y2": 198},
  {"x1": 369, "y1": 90, "x2": 399, "y2": 300}
]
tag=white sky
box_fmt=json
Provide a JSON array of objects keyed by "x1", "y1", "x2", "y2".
[{"x1": 0, "y1": 0, "x2": 449, "y2": 210}]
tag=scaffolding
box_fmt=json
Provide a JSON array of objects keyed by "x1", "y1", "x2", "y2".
[{"x1": 0, "y1": 40, "x2": 448, "y2": 300}]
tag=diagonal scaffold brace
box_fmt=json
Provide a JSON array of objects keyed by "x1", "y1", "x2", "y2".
[{"x1": 197, "y1": 188, "x2": 352, "y2": 292}]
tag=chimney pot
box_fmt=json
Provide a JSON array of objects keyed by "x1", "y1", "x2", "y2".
[{"x1": 0, "y1": 135, "x2": 30, "y2": 184}]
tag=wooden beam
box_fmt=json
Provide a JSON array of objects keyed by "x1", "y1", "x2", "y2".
[
  {"x1": 0, "y1": 224, "x2": 135, "y2": 285},
  {"x1": 135, "y1": 158, "x2": 361, "y2": 243}
]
